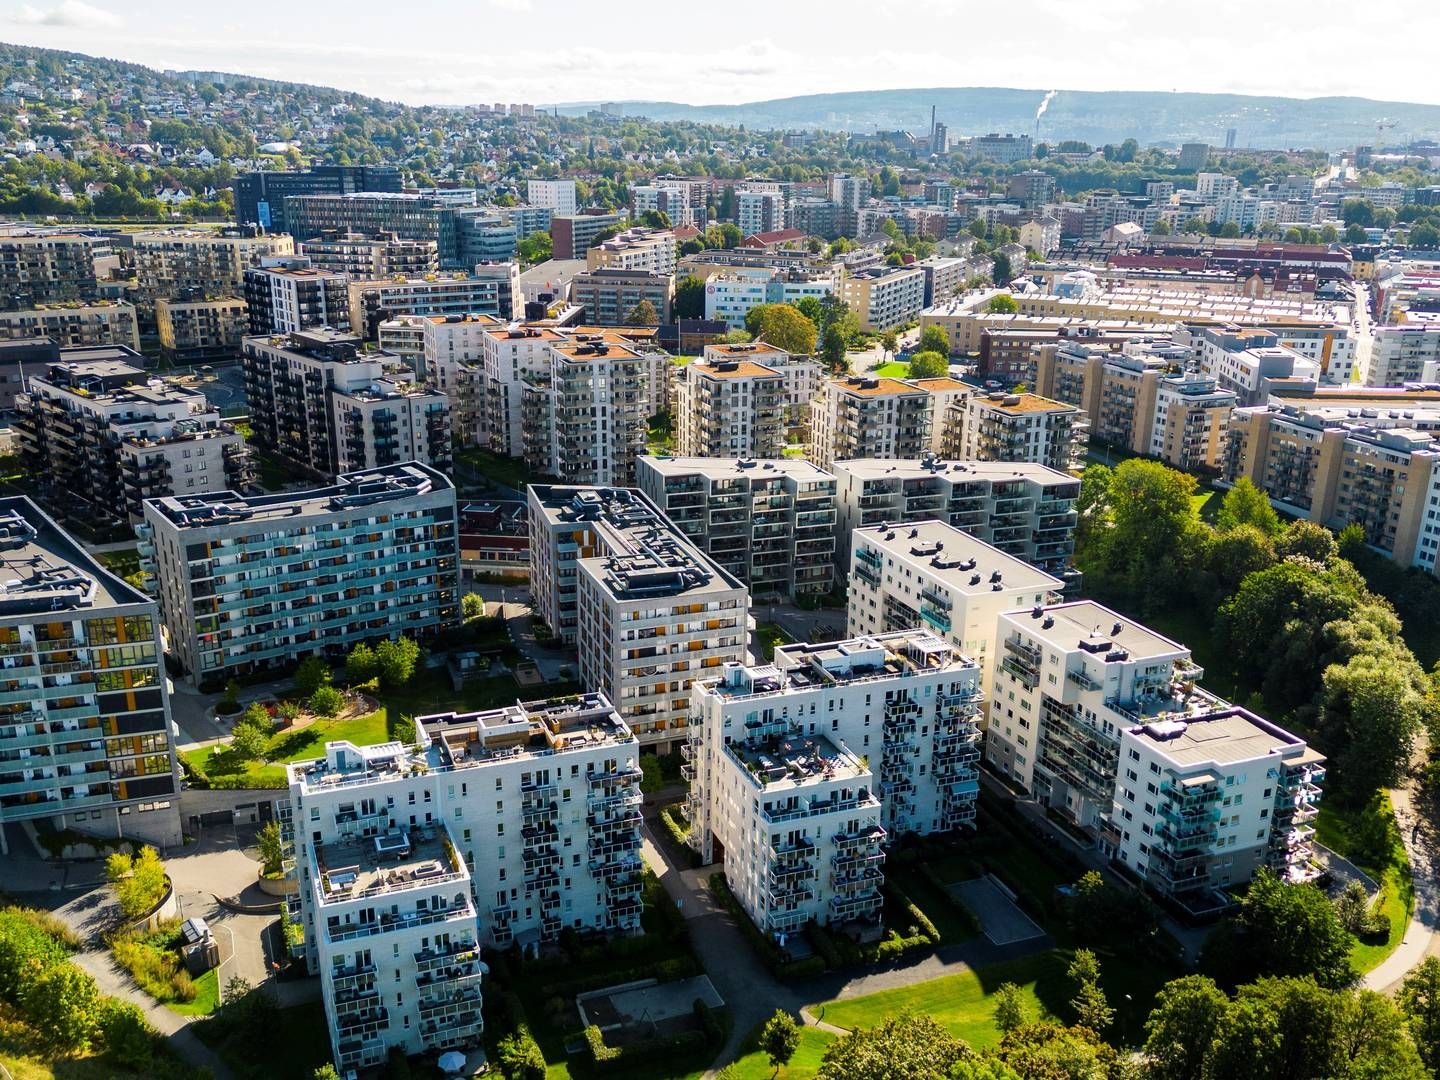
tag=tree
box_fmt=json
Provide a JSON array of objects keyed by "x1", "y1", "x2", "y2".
[
  {"x1": 1203, "y1": 869, "x2": 1355, "y2": 989},
  {"x1": 1399, "y1": 956, "x2": 1440, "y2": 1073},
  {"x1": 462, "y1": 593, "x2": 484, "y2": 620},
  {"x1": 760, "y1": 1009, "x2": 801, "y2": 1076},
  {"x1": 1142, "y1": 975, "x2": 1228, "y2": 1080},
  {"x1": 626, "y1": 299, "x2": 658, "y2": 326},
  {"x1": 1151, "y1": 218, "x2": 1172, "y2": 236},
  {"x1": 1321, "y1": 224, "x2": 1340, "y2": 244},
  {"x1": 908, "y1": 351, "x2": 949, "y2": 379},
  {"x1": 1319, "y1": 653, "x2": 1423, "y2": 800},
  {"x1": 345, "y1": 642, "x2": 378, "y2": 686},
  {"x1": 1085, "y1": 459, "x2": 1197, "y2": 603},
  {"x1": 992, "y1": 982, "x2": 1029, "y2": 1035},
  {"x1": 97, "y1": 998, "x2": 156, "y2": 1070},
  {"x1": 880, "y1": 329, "x2": 899, "y2": 354},
  {"x1": 516, "y1": 230, "x2": 552, "y2": 265},
  {"x1": 1217, "y1": 477, "x2": 1281, "y2": 535},
  {"x1": 219, "y1": 679, "x2": 240, "y2": 713},
  {"x1": 753, "y1": 304, "x2": 819, "y2": 356},
  {"x1": 1345, "y1": 223, "x2": 1369, "y2": 245},
  {"x1": 106, "y1": 845, "x2": 167, "y2": 921},
  {"x1": 990, "y1": 1022, "x2": 1117, "y2": 1079},
  {"x1": 674, "y1": 274, "x2": 706, "y2": 320},
  {"x1": 991, "y1": 251, "x2": 1013, "y2": 284},
  {"x1": 1204, "y1": 977, "x2": 1344, "y2": 1080},
  {"x1": 257, "y1": 820, "x2": 284, "y2": 877},
  {"x1": 240, "y1": 701, "x2": 271, "y2": 731},
  {"x1": 20, "y1": 961, "x2": 100, "y2": 1056},
  {"x1": 1207, "y1": 525, "x2": 1277, "y2": 594},
  {"x1": 294, "y1": 655, "x2": 331, "y2": 696},
  {"x1": 309, "y1": 685, "x2": 344, "y2": 717},
  {"x1": 230, "y1": 719, "x2": 269, "y2": 762},
  {"x1": 313, "y1": 1067, "x2": 341, "y2": 1080},
  {"x1": 1343, "y1": 199, "x2": 1375, "y2": 228},
  {"x1": 1332, "y1": 880, "x2": 1370, "y2": 934},
  {"x1": 1275, "y1": 519, "x2": 1338, "y2": 563},
  {"x1": 917, "y1": 324, "x2": 950, "y2": 355},
  {"x1": 375, "y1": 637, "x2": 421, "y2": 688},
  {"x1": 1336, "y1": 988, "x2": 1429, "y2": 1079},
  {"x1": 821, "y1": 324, "x2": 848, "y2": 372},
  {"x1": 987, "y1": 294, "x2": 1018, "y2": 314},
  {"x1": 816, "y1": 1014, "x2": 970, "y2": 1080},
  {"x1": 1410, "y1": 222, "x2": 1440, "y2": 249},
  {"x1": 1066, "y1": 949, "x2": 1114, "y2": 1033}
]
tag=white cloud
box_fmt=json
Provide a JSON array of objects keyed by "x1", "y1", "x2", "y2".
[
  {"x1": 13, "y1": 0, "x2": 122, "y2": 28},
  {"x1": 489, "y1": 0, "x2": 531, "y2": 9}
]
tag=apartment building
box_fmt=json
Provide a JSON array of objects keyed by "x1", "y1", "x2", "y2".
[
  {"x1": 470, "y1": 321, "x2": 562, "y2": 457},
  {"x1": 140, "y1": 463, "x2": 460, "y2": 684},
  {"x1": 155, "y1": 296, "x2": 248, "y2": 363},
  {"x1": 673, "y1": 342, "x2": 812, "y2": 459},
  {"x1": 0, "y1": 337, "x2": 57, "y2": 412},
  {"x1": 550, "y1": 213, "x2": 627, "y2": 261},
  {"x1": 283, "y1": 692, "x2": 642, "y2": 1071},
  {"x1": 569, "y1": 269, "x2": 673, "y2": 327},
  {"x1": 242, "y1": 329, "x2": 437, "y2": 477},
  {"x1": 585, "y1": 228, "x2": 677, "y2": 277},
  {"x1": 0, "y1": 496, "x2": 180, "y2": 852},
  {"x1": 1148, "y1": 372, "x2": 1235, "y2": 471},
  {"x1": 234, "y1": 165, "x2": 403, "y2": 235},
  {"x1": 521, "y1": 337, "x2": 648, "y2": 486},
  {"x1": 848, "y1": 520, "x2": 1061, "y2": 689},
  {"x1": 684, "y1": 631, "x2": 983, "y2": 939},
  {"x1": 736, "y1": 190, "x2": 787, "y2": 236},
  {"x1": 0, "y1": 302, "x2": 140, "y2": 350},
  {"x1": 1369, "y1": 325, "x2": 1440, "y2": 387},
  {"x1": 417, "y1": 314, "x2": 497, "y2": 449},
  {"x1": 810, "y1": 376, "x2": 932, "y2": 469},
  {"x1": 453, "y1": 207, "x2": 552, "y2": 266},
  {"x1": 527, "y1": 179, "x2": 577, "y2": 216},
  {"x1": 0, "y1": 232, "x2": 99, "y2": 307},
  {"x1": 944, "y1": 391, "x2": 1087, "y2": 472},
  {"x1": 1193, "y1": 326, "x2": 1318, "y2": 406},
  {"x1": 332, "y1": 375, "x2": 452, "y2": 474},
  {"x1": 701, "y1": 267, "x2": 836, "y2": 331},
  {"x1": 527, "y1": 486, "x2": 748, "y2": 750},
  {"x1": 346, "y1": 275, "x2": 508, "y2": 341},
  {"x1": 243, "y1": 264, "x2": 351, "y2": 336},
  {"x1": 637, "y1": 456, "x2": 837, "y2": 599},
  {"x1": 297, "y1": 231, "x2": 439, "y2": 279},
  {"x1": 839, "y1": 266, "x2": 927, "y2": 332},
  {"x1": 131, "y1": 229, "x2": 294, "y2": 311},
  {"x1": 830, "y1": 458, "x2": 1078, "y2": 583},
  {"x1": 283, "y1": 195, "x2": 459, "y2": 268},
  {"x1": 376, "y1": 315, "x2": 428, "y2": 372},
  {"x1": 990, "y1": 601, "x2": 1323, "y2": 910},
  {"x1": 14, "y1": 349, "x2": 251, "y2": 522}
]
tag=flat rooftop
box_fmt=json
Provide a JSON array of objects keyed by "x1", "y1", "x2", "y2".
[
  {"x1": 147, "y1": 462, "x2": 451, "y2": 530},
  {"x1": 0, "y1": 499, "x2": 140, "y2": 612},
  {"x1": 1128, "y1": 709, "x2": 1319, "y2": 769},
  {"x1": 312, "y1": 825, "x2": 464, "y2": 907},
  {"x1": 832, "y1": 376, "x2": 927, "y2": 398},
  {"x1": 971, "y1": 391, "x2": 1077, "y2": 415},
  {"x1": 691, "y1": 359, "x2": 780, "y2": 379},
  {"x1": 832, "y1": 458, "x2": 1076, "y2": 486},
  {"x1": 730, "y1": 731, "x2": 868, "y2": 787},
  {"x1": 1005, "y1": 600, "x2": 1188, "y2": 662},
  {"x1": 422, "y1": 693, "x2": 636, "y2": 768},
  {"x1": 854, "y1": 519, "x2": 1062, "y2": 595},
  {"x1": 704, "y1": 342, "x2": 789, "y2": 359},
  {"x1": 640, "y1": 456, "x2": 834, "y2": 483}
]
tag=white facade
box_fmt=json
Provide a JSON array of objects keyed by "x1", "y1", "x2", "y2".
[
  {"x1": 526, "y1": 179, "x2": 577, "y2": 216},
  {"x1": 840, "y1": 267, "x2": 927, "y2": 332},
  {"x1": 947, "y1": 391, "x2": 1088, "y2": 473},
  {"x1": 1370, "y1": 325, "x2": 1440, "y2": 387}
]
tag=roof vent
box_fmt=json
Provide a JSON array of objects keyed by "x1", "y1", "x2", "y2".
[
  {"x1": 1111, "y1": 622, "x2": 1122, "y2": 636},
  {"x1": 1042, "y1": 616, "x2": 1054, "y2": 629}
]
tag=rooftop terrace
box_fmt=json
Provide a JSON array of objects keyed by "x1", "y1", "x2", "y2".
[{"x1": 312, "y1": 825, "x2": 465, "y2": 907}]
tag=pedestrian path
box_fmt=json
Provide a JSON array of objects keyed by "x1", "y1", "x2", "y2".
[{"x1": 1364, "y1": 784, "x2": 1438, "y2": 992}]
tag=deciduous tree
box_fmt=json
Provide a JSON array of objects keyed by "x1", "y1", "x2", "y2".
[
  {"x1": 760, "y1": 1009, "x2": 801, "y2": 1075},
  {"x1": 1142, "y1": 974, "x2": 1228, "y2": 1080},
  {"x1": 816, "y1": 1014, "x2": 970, "y2": 1080}
]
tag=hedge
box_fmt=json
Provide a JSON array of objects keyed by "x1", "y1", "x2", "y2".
[
  {"x1": 887, "y1": 881, "x2": 941, "y2": 944},
  {"x1": 583, "y1": 1023, "x2": 708, "y2": 1071}
]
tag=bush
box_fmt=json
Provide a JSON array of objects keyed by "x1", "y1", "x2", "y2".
[
  {"x1": 97, "y1": 997, "x2": 158, "y2": 1070},
  {"x1": 217, "y1": 680, "x2": 241, "y2": 715},
  {"x1": 888, "y1": 882, "x2": 941, "y2": 944},
  {"x1": 110, "y1": 926, "x2": 197, "y2": 1004},
  {"x1": 106, "y1": 845, "x2": 168, "y2": 920},
  {"x1": 583, "y1": 1023, "x2": 709, "y2": 1072},
  {"x1": 309, "y1": 685, "x2": 343, "y2": 717},
  {"x1": 496, "y1": 1023, "x2": 545, "y2": 1080},
  {"x1": 462, "y1": 592, "x2": 485, "y2": 619},
  {"x1": 276, "y1": 700, "x2": 302, "y2": 724}
]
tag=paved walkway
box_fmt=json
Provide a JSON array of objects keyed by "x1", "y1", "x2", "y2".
[{"x1": 1365, "y1": 783, "x2": 1439, "y2": 992}]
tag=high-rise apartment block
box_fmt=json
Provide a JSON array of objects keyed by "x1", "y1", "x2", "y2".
[
  {"x1": 0, "y1": 232, "x2": 99, "y2": 307},
  {"x1": 989, "y1": 601, "x2": 1322, "y2": 910},
  {"x1": 674, "y1": 343, "x2": 819, "y2": 460},
  {"x1": 284, "y1": 195, "x2": 459, "y2": 268},
  {"x1": 140, "y1": 463, "x2": 460, "y2": 684},
  {"x1": 155, "y1": 295, "x2": 248, "y2": 363},
  {"x1": 243, "y1": 263, "x2": 351, "y2": 335},
  {"x1": 526, "y1": 180, "x2": 577, "y2": 216},
  {"x1": 830, "y1": 458, "x2": 1079, "y2": 584},
  {"x1": 332, "y1": 375, "x2": 452, "y2": 475},
  {"x1": 585, "y1": 228, "x2": 677, "y2": 277},
  {"x1": 683, "y1": 630, "x2": 983, "y2": 939},
  {"x1": 0, "y1": 301, "x2": 140, "y2": 350},
  {"x1": 15, "y1": 348, "x2": 251, "y2": 522},
  {"x1": 569, "y1": 269, "x2": 673, "y2": 326},
  {"x1": 549, "y1": 213, "x2": 627, "y2": 261},
  {"x1": 132, "y1": 229, "x2": 295, "y2": 310},
  {"x1": 234, "y1": 165, "x2": 403, "y2": 235},
  {"x1": 944, "y1": 390, "x2": 1087, "y2": 472},
  {"x1": 839, "y1": 266, "x2": 927, "y2": 332},
  {"x1": 0, "y1": 496, "x2": 180, "y2": 852},
  {"x1": 847, "y1": 520, "x2": 1061, "y2": 688},
  {"x1": 1368, "y1": 325, "x2": 1440, "y2": 387},
  {"x1": 521, "y1": 337, "x2": 649, "y2": 486},
  {"x1": 297, "y1": 231, "x2": 440, "y2": 279},
  {"x1": 527, "y1": 486, "x2": 748, "y2": 750},
  {"x1": 810, "y1": 376, "x2": 932, "y2": 469},
  {"x1": 347, "y1": 274, "x2": 510, "y2": 341},
  {"x1": 637, "y1": 456, "x2": 837, "y2": 600}
]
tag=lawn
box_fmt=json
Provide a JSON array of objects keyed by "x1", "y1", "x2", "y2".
[
  {"x1": 453, "y1": 445, "x2": 534, "y2": 491},
  {"x1": 720, "y1": 1023, "x2": 837, "y2": 1079},
  {"x1": 783, "y1": 445, "x2": 807, "y2": 458},
  {"x1": 885, "y1": 861, "x2": 978, "y2": 944},
  {"x1": 1191, "y1": 487, "x2": 1223, "y2": 525},
  {"x1": 168, "y1": 967, "x2": 220, "y2": 1016},
  {"x1": 97, "y1": 547, "x2": 141, "y2": 579},
  {"x1": 196, "y1": 1000, "x2": 332, "y2": 1080},
  {"x1": 872, "y1": 361, "x2": 910, "y2": 378},
  {"x1": 754, "y1": 621, "x2": 794, "y2": 661},
  {"x1": 253, "y1": 450, "x2": 290, "y2": 492},
  {"x1": 1315, "y1": 793, "x2": 1414, "y2": 974}
]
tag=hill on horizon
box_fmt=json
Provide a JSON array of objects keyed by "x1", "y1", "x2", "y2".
[{"x1": 550, "y1": 86, "x2": 1440, "y2": 150}]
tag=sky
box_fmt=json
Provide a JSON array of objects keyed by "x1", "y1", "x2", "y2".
[{"x1": 2, "y1": 0, "x2": 1437, "y2": 109}]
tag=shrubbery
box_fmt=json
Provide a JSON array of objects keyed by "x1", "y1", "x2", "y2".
[
  {"x1": 105, "y1": 845, "x2": 168, "y2": 920},
  {"x1": 109, "y1": 923, "x2": 197, "y2": 1003}
]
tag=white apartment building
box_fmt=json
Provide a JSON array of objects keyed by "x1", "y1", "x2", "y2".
[
  {"x1": 1148, "y1": 372, "x2": 1235, "y2": 470},
  {"x1": 675, "y1": 342, "x2": 812, "y2": 460},
  {"x1": 945, "y1": 391, "x2": 1087, "y2": 473},
  {"x1": 702, "y1": 341, "x2": 819, "y2": 419},
  {"x1": 282, "y1": 691, "x2": 642, "y2": 1071},
  {"x1": 1195, "y1": 173, "x2": 1240, "y2": 201},
  {"x1": 473, "y1": 321, "x2": 564, "y2": 457},
  {"x1": 521, "y1": 337, "x2": 648, "y2": 487},
  {"x1": 810, "y1": 376, "x2": 932, "y2": 469},
  {"x1": 737, "y1": 191, "x2": 787, "y2": 236},
  {"x1": 1212, "y1": 195, "x2": 1280, "y2": 232},
  {"x1": 637, "y1": 456, "x2": 837, "y2": 599},
  {"x1": 376, "y1": 314, "x2": 429, "y2": 371},
  {"x1": 702, "y1": 268, "x2": 836, "y2": 331},
  {"x1": 527, "y1": 179, "x2": 578, "y2": 216},
  {"x1": 848, "y1": 520, "x2": 1061, "y2": 692},
  {"x1": 1193, "y1": 326, "x2": 1321, "y2": 405},
  {"x1": 840, "y1": 266, "x2": 927, "y2": 332},
  {"x1": 416, "y1": 314, "x2": 496, "y2": 447},
  {"x1": 631, "y1": 184, "x2": 702, "y2": 229},
  {"x1": 830, "y1": 458, "x2": 1079, "y2": 585},
  {"x1": 585, "y1": 228, "x2": 677, "y2": 277},
  {"x1": 1370, "y1": 325, "x2": 1440, "y2": 387},
  {"x1": 528, "y1": 486, "x2": 748, "y2": 750},
  {"x1": 684, "y1": 630, "x2": 984, "y2": 939}
]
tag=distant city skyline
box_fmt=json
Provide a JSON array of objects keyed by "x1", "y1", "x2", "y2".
[{"x1": 2, "y1": 0, "x2": 1436, "y2": 111}]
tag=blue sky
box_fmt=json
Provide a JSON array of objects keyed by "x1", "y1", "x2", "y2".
[{"x1": 2, "y1": 0, "x2": 1434, "y2": 108}]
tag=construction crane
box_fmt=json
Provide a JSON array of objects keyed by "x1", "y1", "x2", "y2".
[{"x1": 1377, "y1": 118, "x2": 1398, "y2": 140}]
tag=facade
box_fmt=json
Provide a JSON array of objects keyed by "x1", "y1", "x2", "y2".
[
  {"x1": 848, "y1": 520, "x2": 1061, "y2": 690},
  {"x1": 347, "y1": 275, "x2": 509, "y2": 341},
  {"x1": 528, "y1": 486, "x2": 748, "y2": 750},
  {"x1": 243, "y1": 264, "x2": 351, "y2": 336},
  {"x1": 0, "y1": 302, "x2": 140, "y2": 350},
  {"x1": 830, "y1": 458, "x2": 1078, "y2": 584},
  {"x1": 637, "y1": 456, "x2": 837, "y2": 599},
  {"x1": 15, "y1": 350, "x2": 251, "y2": 522},
  {"x1": 474, "y1": 320, "x2": 565, "y2": 457},
  {"x1": 585, "y1": 228, "x2": 677, "y2": 277},
  {"x1": 549, "y1": 213, "x2": 627, "y2": 261},
  {"x1": 675, "y1": 347, "x2": 792, "y2": 459},
  {"x1": 839, "y1": 266, "x2": 927, "y2": 332},
  {"x1": 989, "y1": 601, "x2": 1323, "y2": 910},
  {"x1": 0, "y1": 337, "x2": 58, "y2": 412},
  {"x1": 0, "y1": 233, "x2": 99, "y2": 307},
  {"x1": 521, "y1": 336, "x2": 649, "y2": 486},
  {"x1": 140, "y1": 463, "x2": 460, "y2": 684},
  {"x1": 526, "y1": 180, "x2": 578, "y2": 216},
  {"x1": 284, "y1": 195, "x2": 460, "y2": 268},
  {"x1": 736, "y1": 191, "x2": 787, "y2": 236},
  {"x1": 233, "y1": 165, "x2": 403, "y2": 235},
  {"x1": 810, "y1": 376, "x2": 932, "y2": 470},
  {"x1": 282, "y1": 692, "x2": 641, "y2": 1071},
  {"x1": 701, "y1": 267, "x2": 836, "y2": 330},
  {"x1": 569, "y1": 269, "x2": 673, "y2": 326},
  {"x1": 155, "y1": 296, "x2": 248, "y2": 363},
  {"x1": 242, "y1": 329, "x2": 435, "y2": 477},
  {"x1": 297, "y1": 231, "x2": 440, "y2": 279},
  {"x1": 945, "y1": 391, "x2": 1087, "y2": 472},
  {"x1": 1369, "y1": 326, "x2": 1440, "y2": 387},
  {"x1": 684, "y1": 630, "x2": 983, "y2": 938},
  {"x1": 132, "y1": 229, "x2": 294, "y2": 310},
  {"x1": 1194, "y1": 326, "x2": 1318, "y2": 406},
  {"x1": 331, "y1": 375, "x2": 452, "y2": 474},
  {"x1": 0, "y1": 496, "x2": 180, "y2": 851}
]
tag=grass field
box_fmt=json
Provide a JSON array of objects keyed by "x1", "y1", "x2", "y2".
[
  {"x1": 1315, "y1": 793, "x2": 1414, "y2": 974},
  {"x1": 453, "y1": 445, "x2": 534, "y2": 490},
  {"x1": 721, "y1": 1023, "x2": 837, "y2": 1079},
  {"x1": 885, "y1": 862, "x2": 978, "y2": 944},
  {"x1": 168, "y1": 968, "x2": 220, "y2": 1016},
  {"x1": 181, "y1": 707, "x2": 392, "y2": 787},
  {"x1": 871, "y1": 361, "x2": 910, "y2": 378},
  {"x1": 754, "y1": 621, "x2": 794, "y2": 661}
]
